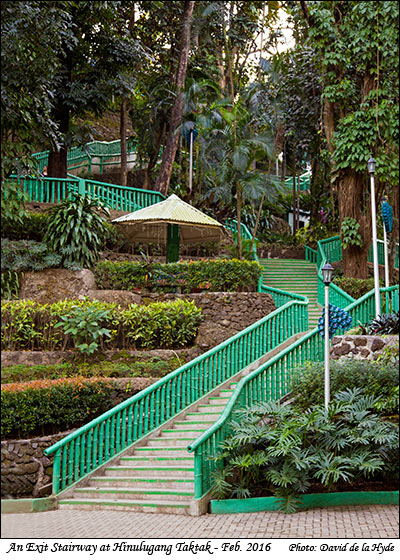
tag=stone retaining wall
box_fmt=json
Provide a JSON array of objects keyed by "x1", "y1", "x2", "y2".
[{"x1": 330, "y1": 335, "x2": 399, "y2": 361}]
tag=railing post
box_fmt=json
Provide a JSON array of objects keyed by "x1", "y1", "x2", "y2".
[
  {"x1": 52, "y1": 449, "x2": 62, "y2": 495},
  {"x1": 194, "y1": 450, "x2": 203, "y2": 499},
  {"x1": 78, "y1": 178, "x2": 86, "y2": 197}
]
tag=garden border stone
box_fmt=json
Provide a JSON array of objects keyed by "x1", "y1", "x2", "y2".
[{"x1": 210, "y1": 491, "x2": 399, "y2": 514}]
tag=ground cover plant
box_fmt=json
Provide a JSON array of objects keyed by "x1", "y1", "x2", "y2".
[
  {"x1": 1, "y1": 355, "x2": 184, "y2": 384},
  {"x1": 1, "y1": 298, "x2": 202, "y2": 353},
  {"x1": 94, "y1": 258, "x2": 262, "y2": 293},
  {"x1": 211, "y1": 388, "x2": 399, "y2": 513},
  {"x1": 290, "y1": 360, "x2": 399, "y2": 418}
]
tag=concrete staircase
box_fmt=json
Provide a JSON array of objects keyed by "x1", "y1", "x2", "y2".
[
  {"x1": 58, "y1": 385, "x2": 236, "y2": 515},
  {"x1": 56, "y1": 334, "x2": 303, "y2": 515},
  {"x1": 260, "y1": 258, "x2": 321, "y2": 328}
]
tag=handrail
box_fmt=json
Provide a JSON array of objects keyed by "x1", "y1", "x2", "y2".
[
  {"x1": 44, "y1": 296, "x2": 308, "y2": 494},
  {"x1": 187, "y1": 284, "x2": 399, "y2": 499}
]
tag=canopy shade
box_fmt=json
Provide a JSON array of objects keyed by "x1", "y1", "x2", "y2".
[{"x1": 112, "y1": 194, "x2": 224, "y2": 245}]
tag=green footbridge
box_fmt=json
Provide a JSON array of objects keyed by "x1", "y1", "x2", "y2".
[{"x1": 9, "y1": 141, "x2": 398, "y2": 514}]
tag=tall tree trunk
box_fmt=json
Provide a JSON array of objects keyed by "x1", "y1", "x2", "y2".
[
  {"x1": 154, "y1": 1, "x2": 194, "y2": 196},
  {"x1": 120, "y1": 97, "x2": 128, "y2": 186},
  {"x1": 338, "y1": 171, "x2": 371, "y2": 278},
  {"x1": 236, "y1": 182, "x2": 242, "y2": 260},
  {"x1": 47, "y1": 41, "x2": 73, "y2": 179},
  {"x1": 292, "y1": 150, "x2": 297, "y2": 235}
]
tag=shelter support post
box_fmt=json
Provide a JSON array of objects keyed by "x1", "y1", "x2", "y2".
[{"x1": 167, "y1": 224, "x2": 180, "y2": 263}]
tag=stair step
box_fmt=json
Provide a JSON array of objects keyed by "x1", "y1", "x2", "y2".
[
  {"x1": 147, "y1": 437, "x2": 193, "y2": 447},
  {"x1": 125, "y1": 447, "x2": 191, "y2": 457},
  {"x1": 105, "y1": 466, "x2": 194, "y2": 478},
  {"x1": 75, "y1": 487, "x2": 193, "y2": 502},
  {"x1": 90, "y1": 476, "x2": 194, "y2": 490},
  {"x1": 122, "y1": 455, "x2": 193, "y2": 466},
  {"x1": 58, "y1": 497, "x2": 191, "y2": 514},
  {"x1": 185, "y1": 413, "x2": 221, "y2": 421}
]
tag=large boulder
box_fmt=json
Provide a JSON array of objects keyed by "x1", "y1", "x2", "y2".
[{"x1": 19, "y1": 268, "x2": 96, "y2": 303}]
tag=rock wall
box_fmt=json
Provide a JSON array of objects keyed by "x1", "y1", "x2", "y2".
[
  {"x1": 146, "y1": 292, "x2": 276, "y2": 350},
  {"x1": 330, "y1": 334, "x2": 399, "y2": 361},
  {"x1": 1, "y1": 431, "x2": 71, "y2": 498}
]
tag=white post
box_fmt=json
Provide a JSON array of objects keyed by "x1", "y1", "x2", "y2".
[
  {"x1": 383, "y1": 226, "x2": 389, "y2": 289},
  {"x1": 188, "y1": 130, "x2": 193, "y2": 194},
  {"x1": 370, "y1": 173, "x2": 381, "y2": 318},
  {"x1": 324, "y1": 283, "x2": 330, "y2": 410}
]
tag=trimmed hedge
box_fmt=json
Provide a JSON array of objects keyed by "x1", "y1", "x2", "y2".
[
  {"x1": 1, "y1": 377, "x2": 117, "y2": 438},
  {"x1": 93, "y1": 258, "x2": 262, "y2": 293},
  {"x1": 1, "y1": 298, "x2": 202, "y2": 352}
]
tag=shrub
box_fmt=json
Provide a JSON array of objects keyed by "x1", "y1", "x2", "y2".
[
  {"x1": 368, "y1": 312, "x2": 399, "y2": 335},
  {"x1": 1, "y1": 298, "x2": 202, "y2": 352},
  {"x1": 1, "y1": 377, "x2": 117, "y2": 438},
  {"x1": 55, "y1": 304, "x2": 113, "y2": 355},
  {"x1": 1, "y1": 212, "x2": 50, "y2": 241},
  {"x1": 1, "y1": 238, "x2": 62, "y2": 273},
  {"x1": 211, "y1": 389, "x2": 399, "y2": 513},
  {"x1": 120, "y1": 300, "x2": 202, "y2": 349},
  {"x1": 334, "y1": 276, "x2": 377, "y2": 299},
  {"x1": 94, "y1": 259, "x2": 262, "y2": 293},
  {"x1": 44, "y1": 194, "x2": 110, "y2": 268},
  {"x1": 290, "y1": 360, "x2": 399, "y2": 417}
]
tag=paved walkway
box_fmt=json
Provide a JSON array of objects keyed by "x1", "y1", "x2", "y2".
[{"x1": 1, "y1": 505, "x2": 399, "y2": 539}]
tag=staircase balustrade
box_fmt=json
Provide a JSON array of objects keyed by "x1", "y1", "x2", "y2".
[
  {"x1": 188, "y1": 284, "x2": 399, "y2": 499},
  {"x1": 44, "y1": 297, "x2": 308, "y2": 494}
]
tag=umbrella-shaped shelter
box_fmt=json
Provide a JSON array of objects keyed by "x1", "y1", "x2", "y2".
[{"x1": 112, "y1": 194, "x2": 224, "y2": 262}]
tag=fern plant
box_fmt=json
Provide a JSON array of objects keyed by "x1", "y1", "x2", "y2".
[
  {"x1": 210, "y1": 389, "x2": 398, "y2": 513},
  {"x1": 44, "y1": 194, "x2": 109, "y2": 269}
]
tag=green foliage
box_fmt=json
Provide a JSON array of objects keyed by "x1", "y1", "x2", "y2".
[
  {"x1": 1, "y1": 356, "x2": 184, "y2": 384},
  {"x1": 121, "y1": 299, "x2": 202, "y2": 349},
  {"x1": 291, "y1": 360, "x2": 399, "y2": 417},
  {"x1": 44, "y1": 194, "x2": 110, "y2": 269},
  {"x1": 334, "y1": 276, "x2": 376, "y2": 299},
  {"x1": 1, "y1": 298, "x2": 202, "y2": 352},
  {"x1": 1, "y1": 180, "x2": 29, "y2": 229},
  {"x1": 211, "y1": 389, "x2": 399, "y2": 512},
  {"x1": 1, "y1": 271, "x2": 19, "y2": 300},
  {"x1": 1, "y1": 211, "x2": 50, "y2": 241},
  {"x1": 94, "y1": 259, "x2": 262, "y2": 293},
  {"x1": 340, "y1": 217, "x2": 363, "y2": 249},
  {"x1": 1, "y1": 239, "x2": 62, "y2": 273},
  {"x1": 55, "y1": 304, "x2": 113, "y2": 356},
  {"x1": 227, "y1": 239, "x2": 258, "y2": 261},
  {"x1": 294, "y1": 223, "x2": 329, "y2": 247},
  {"x1": 368, "y1": 313, "x2": 399, "y2": 335},
  {"x1": 1, "y1": 377, "x2": 117, "y2": 439}
]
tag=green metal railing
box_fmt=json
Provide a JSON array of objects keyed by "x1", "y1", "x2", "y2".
[
  {"x1": 82, "y1": 179, "x2": 165, "y2": 211},
  {"x1": 5, "y1": 176, "x2": 80, "y2": 205},
  {"x1": 188, "y1": 284, "x2": 399, "y2": 499},
  {"x1": 44, "y1": 296, "x2": 308, "y2": 494},
  {"x1": 32, "y1": 139, "x2": 137, "y2": 175},
  {"x1": 313, "y1": 235, "x2": 399, "y2": 308}
]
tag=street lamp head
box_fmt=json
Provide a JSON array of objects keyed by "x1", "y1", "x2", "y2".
[
  {"x1": 322, "y1": 262, "x2": 334, "y2": 285},
  {"x1": 367, "y1": 156, "x2": 376, "y2": 175}
]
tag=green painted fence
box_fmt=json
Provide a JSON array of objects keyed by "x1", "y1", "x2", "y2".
[
  {"x1": 188, "y1": 284, "x2": 399, "y2": 499},
  {"x1": 44, "y1": 296, "x2": 308, "y2": 494},
  {"x1": 80, "y1": 179, "x2": 165, "y2": 211},
  {"x1": 32, "y1": 139, "x2": 137, "y2": 175}
]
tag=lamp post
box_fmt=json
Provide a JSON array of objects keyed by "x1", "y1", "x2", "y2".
[
  {"x1": 367, "y1": 156, "x2": 381, "y2": 318},
  {"x1": 322, "y1": 262, "x2": 334, "y2": 410}
]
